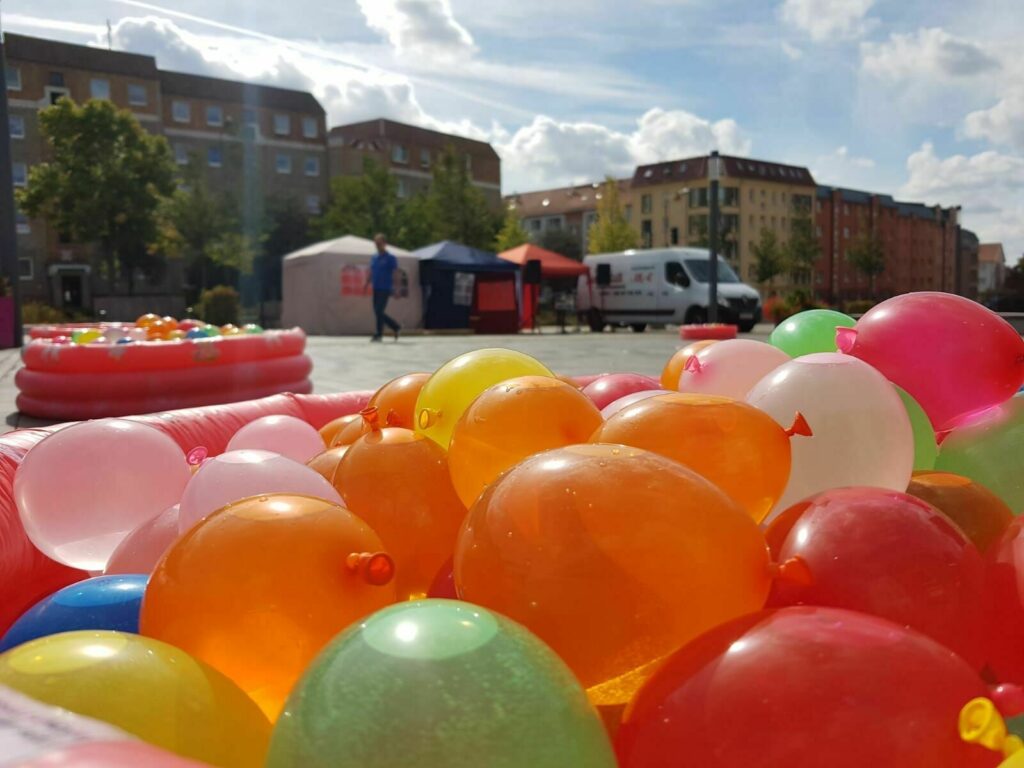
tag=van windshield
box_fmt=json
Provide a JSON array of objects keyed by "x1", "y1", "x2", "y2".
[{"x1": 684, "y1": 259, "x2": 740, "y2": 284}]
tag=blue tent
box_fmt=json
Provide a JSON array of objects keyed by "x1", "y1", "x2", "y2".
[{"x1": 414, "y1": 241, "x2": 520, "y2": 332}]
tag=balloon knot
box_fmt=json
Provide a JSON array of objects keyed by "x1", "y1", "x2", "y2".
[
  {"x1": 346, "y1": 551, "x2": 395, "y2": 586},
  {"x1": 683, "y1": 356, "x2": 703, "y2": 374},
  {"x1": 835, "y1": 326, "x2": 858, "y2": 354},
  {"x1": 770, "y1": 556, "x2": 813, "y2": 586},
  {"x1": 360, "y1": 406, "x2": 381, "y2": 432},
  {"x1": 186, "y1": 446, "x2": 208, "y2": 466},
  {"x1": 418, "y1": 408, "x2": 440, "y2": 429},
  {"x1": 785, "y1": 412, "x2": 813, "y2": 438},
  {"x1": 959, "y1": 697, "x2": 1024, "y2": 757}
]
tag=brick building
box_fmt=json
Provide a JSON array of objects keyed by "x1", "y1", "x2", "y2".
[{"x1": 505, "y1": 179, "x2": 630, "y2": 255}]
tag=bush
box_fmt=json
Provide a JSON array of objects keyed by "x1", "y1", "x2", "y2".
[
  {"x1": 22, "y1": 302, "x2": 68, "y2": 325},
  {"x1": 197, "y1": 285, "x2": 240, "y2": 326},
  {"x1": 842, "y1": 299, "x2": 876, "y2": 315},
  {"x1": 768, "y1": 291, "x2": 830, "y2": 324}
]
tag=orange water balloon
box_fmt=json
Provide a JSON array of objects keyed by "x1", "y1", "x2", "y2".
[
  {"x1": 140, "y1": 493, "x2": 396, "y2": 720},
  {"x1": 334, "y1": 409, "x2": 467, "y2": 600},
  {"x1": 306, "y1": 446, "x2": 349, "y2": 484},
  {"x1": 455, "y1": 444, "x2": 772, "y2": 706},
  {"x1": 330, "y1": 414, "x2": 373, "y2": 447},
  {"x1": 367, "y1": 372, "x2": 431, "y2": 430},
  {"x1": 660, "y1": 340, "x2": 717, "y2": 391},
  {"x1": 592, "y1": 393, "x2": 808, "y2": 523},
  {"x1": 447, "y1": 376, "x2": 603, "y2": 508},
  {"x1": 319, "y1": 414, "x2": 359, "y2": 447},
  {"x1": 907, "y1": 470, "x2": 1014, "y2": 553}
]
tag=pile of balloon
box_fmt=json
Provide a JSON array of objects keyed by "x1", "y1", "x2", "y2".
[
  {"x1": 54, "y1": 314, "x2": 266, "y2": 345},
  {"x1": 7, "y1": 290, "x2": 1024, "y2": 767}
]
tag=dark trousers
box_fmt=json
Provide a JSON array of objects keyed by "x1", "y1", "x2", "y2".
[{"x1": 373, "y1": 290, "x2": 399, "y2": 337}]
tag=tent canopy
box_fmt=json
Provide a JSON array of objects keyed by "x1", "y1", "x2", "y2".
[
  {"x1": 413, "y1": 240, "x2": 518, "y2": 272},
  {"x1": 498, "y1": 243, "x2": 588, "y2": 278},
  {"x1": 283, "y1": 234, "x2": 410, "y2": 261}
]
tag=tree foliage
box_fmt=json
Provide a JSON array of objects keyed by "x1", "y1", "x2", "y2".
[
  {"x1": 494, "y1": 206, "x2": 530, "y2": 252},
  {"x1": 846, "y1": 230, "x2": 886, "y2": 295},
  {"x1": 315, "y1": 157, "x2": 401, "y2": 241},
  {"x1": 588, "y1": 178, "x2": 639, "y2": 254},
  {"x1": 257, "y1": 195, "x2": 311, "y2": 301},
  {"x1": 425, "y1": 146, "x2": 498, "y2": 249},
  {"x1": 539, "y1": 227, "x2": 583, "y2": 261},
  {"x1": 16, "y1": 98, "x2": 176, "y2": 292},
  {"x1": 752, "y1": 228, "x2": 785, "y2": 289},
  {"x1": 785, "y1": 214, "x2": 821, "y2": 288}
]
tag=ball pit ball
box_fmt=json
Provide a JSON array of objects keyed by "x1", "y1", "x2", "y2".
[
  {"x1": 220, "y1": 324, "x2": 242, "y2": 336},
  {"x1": 243, "y1": 324, "x2": 263, "y2": 334},
  {"x1": 226, "y1": 415, "x2": 324, "y2": 464},
  {"x1": 0, "y1": 630, "x2": 271, "y2": 767},
  {"x1": 266, "y1": 600, "x2": 616, "y2": 768},
  {"x1": 455, "y1": 443, "x2": 772, "y2": 705},
  {"x1": 141, "y1": 493, "x2": 397, "y2": 720},
  {"x1": 135, "y1": 313, "x2": 160, "y2": 328}
]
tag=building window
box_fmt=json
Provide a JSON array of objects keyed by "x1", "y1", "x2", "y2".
[
  {"x1": 816, "y1": 225, "x2": 822, "y2": 237},
  {"x1": 689, "y1": 188, "x2": 709, "y2": 208},
  {"x1": 242, "y1": 108, "x2": 257, "y2": 126},
  {"x1": 306, "y1": 194, "x2": 320, "y2": 214},
  {"x1": 641, "y1": 219, "x2": 653, "y2": 248},
  {"x1": 760, "y1": 189, "x2": 766, "y2": 200},
  {"x1": 207, "y1": 146, "x2": 222, "y2": 168},
  {"x1": 641, "y1": 194, "x2": 652, "y2": 214},
  {"x1": 12, "y1": 162, "x2": 27, "y2": 187},
  {"x1": 15, "y1": 211, "x2": 29, "y2": 235},
  {"x1": 172, "y1": 100, "x2": 190, "y2": 123},
  {"x1": 274, "y1": 114, "x2": 290, "y2": 136},
  {"x1": 49, "y1": 71, "x2": 65, "y2": 87},
  {"x1": 781, "y1": 216, "x2": 787, "y2": 228},
  {"x1": 9, "y1": 115, "x2": 24, "y2": 139},
  {"x1": 748, "y1": 214, "x2": 754, "y2": 227},
  {"x1": 781, "y1": 192, "x2": 788, "y2": 204},
  {"x1": 206, "y1": 105, "x2": 223, "y2": 127},
  {"x1": 843, "y1": 204, "x2": 849, "y2": 215},
  {"x1": 688, "y1": 214, "x2": 708, "y2": 236},
  {"x1": 304, "y1": 156, "x2": 320, "y2": 176},
  {"x1": 174, "y1": 144, "x2": 188, "y2": 165},
  {"x1": 624, "y1": 205, "x2": 632, "y2": 223},
  {"x1": 670, "y1": 227, "x2": 679, "y2": 245},
  {"x1": 420, "y1": 148, "x2": 431, "y2": 169},
  {"x1": 722, "y1": 187, "x2": 739, "y2": 206},
  {"x1": 302, "y1": 116, "x2": 317, "y2": 138},
  {"x1": 771, "y1": 216, "x2": 776, "y2": 228},
  {"x1": 90, "y1": 78, "x2": 110, "y2": 100},
  {"x1": 843, "y1": 227, "x2": 850, "y2": 238},
  {"x1": 5, "y1": 65, "x2": 20, "y2": 91},
  {"x1": 19, "y1": 256, "x2": 33, "y2": 280},
  {"x1": 127, "y1": 83, "x2": 147, "y2": 106},
  {"x1": 391, "y1": 144, "x2": 408, "y2": 164},
  {"x1": 748, "y1": 188, "x2": 754, "y2": 203},
  {"x1": 397, "y1": 178, "x2": 407, "y2": 198},
  {"x1": 276, "y1": 153, "x2": 292, "y2": 174},
  {"x1": 528, "y1": 219, "x2": 542, "y2": 232},
  {"x1": 465, "y1": 155, "x2": 472, "y2": 172}
]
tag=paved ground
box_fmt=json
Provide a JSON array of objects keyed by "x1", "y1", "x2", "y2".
[{"x1": 0, "y1": 324, "x2": 773, "y2": 433}]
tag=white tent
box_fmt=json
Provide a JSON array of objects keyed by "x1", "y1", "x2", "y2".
[{"x1": 281, "y1": 235, "x2": 422, "y2": 335}]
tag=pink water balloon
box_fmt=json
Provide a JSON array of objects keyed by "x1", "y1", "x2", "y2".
[
  {"x1": 226, "y1": 415, "x2": 324, "y2": 464},
  {"x1": 105, "y1": 505, "x2": 180, "y2": 575},
  {"x1": 837, "y1": 292, "x2": 1024, "y2": 431},
  {"x1": 177, "y1": 450, "x2": 342, "y2": 532},
  {"x1": 747, "y1": 353, "x2": 914, "y2": 518},
  {"x1": 14, "y1": 420, "x2": 191, "y2": 572},
  {"x1": 600, "y1": 390, "x2": 666, "y2": 419},
  {"x1": 582, "y1": 374, "x2": 662, "y2": 411},
  {"x1": 677, "y1": 339, "x2": 790, "y2": 399}
]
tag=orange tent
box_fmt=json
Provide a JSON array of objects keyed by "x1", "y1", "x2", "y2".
[{"x1": 497, "y1": 244, "x2": 589, "y2": 278}]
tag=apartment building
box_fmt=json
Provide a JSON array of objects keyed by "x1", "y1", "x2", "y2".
[
  {"x1": 978, "y1": 242, "x2": 1007, "y2": 294},
  {"x1": 505, "y1": 179, "x2": 630, "y2": 255},
  {"x1": 328, "y1": 118, "x2": 502, "y2": 208}
]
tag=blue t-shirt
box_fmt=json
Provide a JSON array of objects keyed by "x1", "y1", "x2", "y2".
[{"x1": 370, "y1": 250, "x2": 397, "y2": 292}]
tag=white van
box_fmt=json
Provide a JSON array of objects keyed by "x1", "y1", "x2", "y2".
[{"x1": 580, "y1": 247, "x2": 763, "y2": 332}]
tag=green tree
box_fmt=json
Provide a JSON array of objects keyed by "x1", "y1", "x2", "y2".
[
  {"x1": 316, "y1": 157, "x2": 401, "y2": 241},
  {"x1": 394, "y1": 192, "x2": 437, "y2": 249},
  {"x1": 785, "y1": 215, "x2": 821, "y2": 290},
  {"x1": 426, "y1": 145, "x2": 498, "y2": 249},
  {"x1": 539, "y1": 228, "x2": 583, "y2": 261},
  {"x1": 846, "y1": 230, "x2": 886, "y2": 297},
  {"x1": 16, "y1": 98, "x2": 176, "y2": 293},
  {"x1": 752, "y1": 228, "x2": 785, "y2": 291},
  {"x1": 494, "y1": 206, "x2": 530, "y2": 252},
  {"x1": 588, "y1": 177, "x2": 639, "y2": 253},
  {"x1": 257, "y1": 195, "x2": 311, "y2": 301}
]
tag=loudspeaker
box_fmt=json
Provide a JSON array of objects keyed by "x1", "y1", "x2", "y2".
[
  {"x1": 596, "y1": 263, "x2": 612, "y2": 287},
  {"x1": 524, "y1": 259, "x2": 542, "y2": 285}
]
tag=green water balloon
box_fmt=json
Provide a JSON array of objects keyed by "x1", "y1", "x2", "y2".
[
  {"x1": 896, "y1": 385, "x2": 938, "y2": 471},
  {"x1": 769, "y1": 309, "x2": 856, "y2": 358},
  {"x1": 266, "y1": 599, "x2": 616, "y2": 768}
]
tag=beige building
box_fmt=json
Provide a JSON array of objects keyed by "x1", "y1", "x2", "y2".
[
  {"x1": 504, "y1": 179, "x2": 631, "y2": 254},
  {"x1": 978, "y1": 243, "x2": 1007, "y2": 294}
]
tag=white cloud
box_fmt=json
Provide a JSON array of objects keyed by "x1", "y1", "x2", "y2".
[
  {"x1": 963, "y1": 90, "x2": 1024, "y2": 152},
  {"x1": 861, "y1": 27, "x2": 999, "y2": 83},
  {"x1": 780, "y1": 42, "x2": 803, "y2": 60},
  {"x1": 357, "y1": 0, "x2": 476, "y2": 58},
  {"x1": 778, "y1": 0, "x2": 875, "y2": 42}
]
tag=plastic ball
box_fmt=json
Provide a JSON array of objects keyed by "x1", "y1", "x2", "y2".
[
  {"x1": 0, "y1": 631, "x2": 270, "y2": 766},
  {"x1": 600, "y1": 389, "x2": 667, "y2": 419},
  {"x1": 226, "y1": 415, "x2": 324, "y2": 464},
  {"x1": 897, "y1": 384, "x2": 939, "y2": 470},
  {"x1": 159, "y1": 316, "x2": 178, "y2": 330},
  {"x1": 592, "y1": 393, "x2": 805, "y2": 523},
  {"x1": 105, "y1": 504, "x2": 180, "y2": 574},
  {"x1": 448, "y1": 376, "x2": 603, "y2": 508},
  {"x1": 677, "y1": 339, "x2": 790, "y2": 398},
  {"x1": 768, "y1": 308, "x2": 856, "y2": 357},
  {"x1": 135, "y1": 313, "x2": 160, "y2": 328},
  {"x1": 306, "y1": 446, "x2": 349, "y2": 484},
  {"x1": 747, "y1": 353, "x2": 914, "y2": 519},
  {"x1": 582, "y1": 373, "x2": 663, "y2": 411},
  {"x1": 319, "y1": 413, "x2": 360, "y2": 447},
  {"x1": 167, "y1": 329, "x2": 187, "y2": 341},
  {"x1": 177, "y1": 449, "x2": 342, "y2": 533},
  {"x1": 367, "y1": 372, "x2": 431, "y2": 429},
  {"x1": 267, "y1": 600, "x2": 616, "y2": 768},
  {"x1": 141, "y1": 494, "x2": 397, "y2": 719},
  {"x1": 907, "y1": 471, "x2": 1014, "y2": 554},
  {"x1": 242, "y1": 323, "x2": 263, "y2": 334},
  {"x1": 203, "y1": 325, "x2": 221, "y2": 337},
  {"x1": 115, "y1": 336, "x2": 134, "y2": 344},
  {"x1": 936, "y1": 398, "x2": 1024, "y2": 514},
  {"x1": 220, "y1": 324, "x2": 241, "y2": 336},
  {"x1": 660, "y1": 340, "x2": 717, "y2": 390},
  {"x1": 73, "y1": 329, "x2": 101, "y2": 345},
  {"x1": 14, "y1": 419, "x2": 191, "y2": 571},
  {"x1": 185, "y1": 328, "x2": 206, "y2": 339},
  {"x1": 615, "y1": 607, "x2": 998, "y2": 768},
  {"x1": 1, "y1": 575, "x2": 147, "y2": 652},
  {"x1": 838, "y1": 292, "x2": 1024, "y2": 431},
  {"x1": 178, "y1": 319, "x2": 204, "y2": 332},
  {"x1": 455, "y1": 444, "x2": 772, "y2": 705},
  {"x1": 334, "y1": 410, "x2": 466, "y2": 599},
  {"x1": 415, "y1": 349, "x2": 554, "y2": 448},
  {"x1": 766, "y1": 487, "x2": 988, "y2": 667}
]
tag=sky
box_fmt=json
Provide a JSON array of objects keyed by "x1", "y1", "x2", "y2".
[{"x1": 4, "y1": 0, "x2": 1024, "y2": 259}]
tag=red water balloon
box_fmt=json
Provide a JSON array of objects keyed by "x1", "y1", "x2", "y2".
[
  {"x1": 582, "y1": 374, "x2": 662, "y2": 411},
  {"x1": 985, "y1": 518, "x2": 1024, "y2": 685}
]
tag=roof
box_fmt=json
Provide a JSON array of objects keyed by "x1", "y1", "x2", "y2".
[
  {"x1": 3, "y1": 32, "x2": 158, "y2": 79},
  {"x1": 979, "y1": 243, "x2": 1005, "y2": 264},
  {"x1": 283, "y1": 235, "x2": 410, "y2": 261},
  {"x1": 159, "y1": 70, "x2": 324, "y2": 115},
  {"x1": 330, "y1": 119, "x2": 498, "y2": 159},
  {"x1": 412, "y1": 241, "x2": 518, "y2": 272},
  {"x1": 505, "y1": 179, "x2": 631, "y2": 218},
  {"x1": 498, "y1": 244, "x2": 589, "y2": 278},
  {"x1": 632, "y1": 155, "x2": 815, "y2": 187}
]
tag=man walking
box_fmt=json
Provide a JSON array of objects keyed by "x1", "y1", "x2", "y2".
[{"x1": 366, "y1": 233, "x2": 401, "y2": 342}]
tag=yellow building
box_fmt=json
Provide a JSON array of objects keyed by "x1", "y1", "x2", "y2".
[{"x1": 625, "y1": 155, "x2": 817, "y2": 288}]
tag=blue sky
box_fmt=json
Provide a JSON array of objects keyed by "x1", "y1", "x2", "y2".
[{"x1": 4, "y1": 0, "x2": 1024, "y2": 258}]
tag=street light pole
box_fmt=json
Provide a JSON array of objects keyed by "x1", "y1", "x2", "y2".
[
  {"x1": 0, "y1": 23, "x2": 24, "y2": 348},
  {"x1": 707, "y1": 150, "x2": 721, "y2": 323}
]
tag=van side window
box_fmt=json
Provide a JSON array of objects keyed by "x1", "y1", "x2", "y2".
[{"x1": 666, "y1": 261, "x2": 690, "y2": 287}]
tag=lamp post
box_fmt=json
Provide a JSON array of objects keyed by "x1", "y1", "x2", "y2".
[
  {"x1": 707, "y1": 150, "x2": 721, "y2": 323},
  {"x1": 0, "y1": 23, "x2": 24, "y2": 348}
]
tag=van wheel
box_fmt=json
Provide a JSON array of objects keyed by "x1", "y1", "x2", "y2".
[
  {"x1": 587, "y1": 309, "x2": 605, "y2": 332},
  {"x1": 685, "y1": 307, "x2": 707, "y2": 325},
  {"x1": 630, "y1": 323, "x2": 647, "y2": 333},
  {"x1": 738, "y1": 321, "x2": 757, "y2": 333}
]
